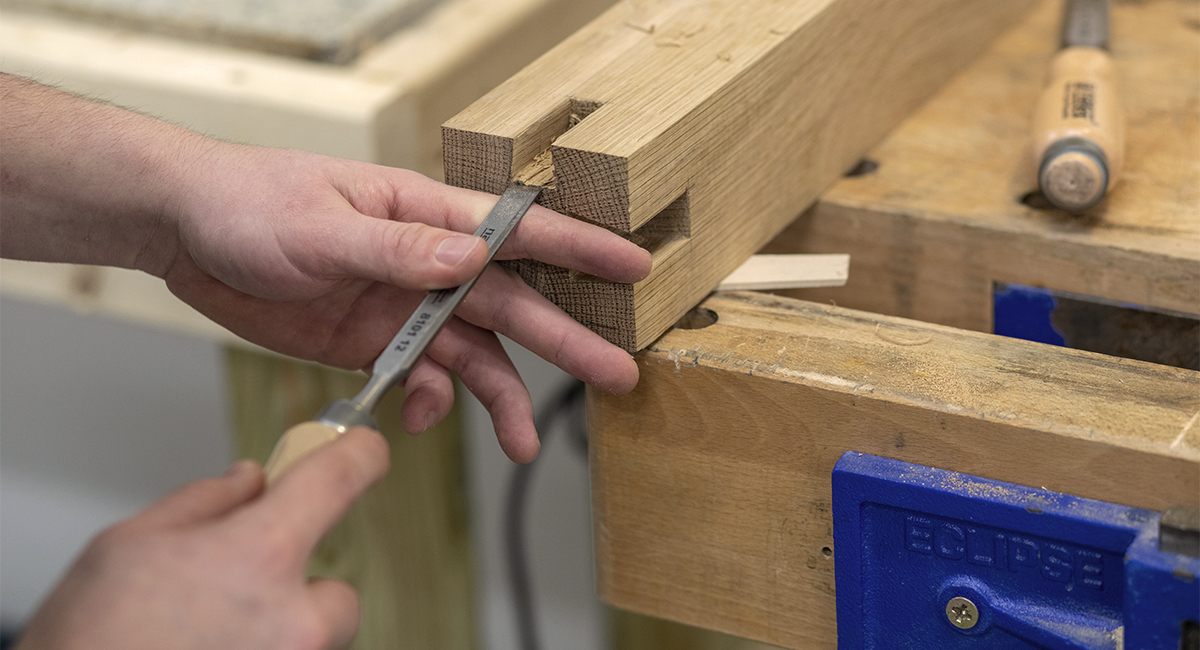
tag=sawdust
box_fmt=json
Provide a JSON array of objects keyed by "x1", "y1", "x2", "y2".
[{"x1": 513, "y1": 149, "x2": 555, "y2": 187}]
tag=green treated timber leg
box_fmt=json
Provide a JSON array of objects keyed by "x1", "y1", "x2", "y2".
[{"x1": 225, "y1": 347, "x2": 475, "y2": 650}]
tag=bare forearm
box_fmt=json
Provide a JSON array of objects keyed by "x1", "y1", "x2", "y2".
[{"x1": 0, "y1": 73, "x2": 210, "y2": 274}]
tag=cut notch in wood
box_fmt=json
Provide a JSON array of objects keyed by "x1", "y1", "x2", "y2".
[{"x1": 444, "y1": 0, "x2": 1040, "y2": 352}]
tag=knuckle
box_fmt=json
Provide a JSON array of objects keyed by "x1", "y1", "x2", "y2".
[
  {"x1": 255, "y1": 521, "x2": 307, "y2": 568},
  {"x1": 379, "y1": 222, "x2": 425, "y2": 267},
  {"x1": 450, "y1": 348, "x2": 476, "y2": 379},
  {"x1": 551, "y1": 332, "x2": 573, "y2": 369}
]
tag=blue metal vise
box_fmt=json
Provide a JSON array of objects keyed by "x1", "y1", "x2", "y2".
[{"x1": 832, "y1": 452, "x2": 1199, "y2": 649}]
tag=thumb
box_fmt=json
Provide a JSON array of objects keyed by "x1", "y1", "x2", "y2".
[
  {"x1": 130, "y1": 460, "x2": 265, "y2": 529},
  {"x1": 323, "y1": 213, "x2": 487, "y2": 290}
]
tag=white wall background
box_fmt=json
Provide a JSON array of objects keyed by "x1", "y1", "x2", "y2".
[{"x1": 0, "y1": 294, "x2": 605, "y2": 650}]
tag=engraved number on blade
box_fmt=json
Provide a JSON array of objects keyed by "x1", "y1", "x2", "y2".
[
  {"x1": 365, "y1": 185, "x2": 540, "y2": 408},
  {"x1": 393, "y1": 311, "x2": 434, "y2": 353}
]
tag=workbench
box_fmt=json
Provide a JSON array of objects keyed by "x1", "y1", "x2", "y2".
[
  {"x1": 587, "y1": 0, "x2": 1200, "y2": 648},
  {"x1": 2, "y1": 0, "x2": 1195, "y2": 647}
]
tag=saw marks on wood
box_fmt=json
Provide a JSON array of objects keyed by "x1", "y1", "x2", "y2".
[{"x1": 443, "y1": 0, "x2": 1039, "y2": 352}]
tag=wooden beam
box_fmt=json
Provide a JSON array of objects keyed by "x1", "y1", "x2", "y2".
[
  {"x1": 588, "y1": 291, "x2": 1199, "y2": 649},
  {"x1": 763, "y1": 0, "x2": 1200, "y2": 330},
  {"x1": 443, "y1": 0, "x2": 1039, "y2": 351}
]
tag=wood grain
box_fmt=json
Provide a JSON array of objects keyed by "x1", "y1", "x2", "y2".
[
  {"x1": 590, "y1": 291, "x2": 1200, "y2": 649},
  {"x1": 443, "y1": 0, "x2": 1038, "y2": 352},
  {"x1": 765, "y1": 0, "x2": 1199, "y2": 330},
  {"x1": 227, "y1": 348, "x2": 475, "y2": 650}
]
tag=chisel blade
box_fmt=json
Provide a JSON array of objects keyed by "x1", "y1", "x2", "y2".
[{"x1": 335, "y1": 183, "x2": 542, "y2": 424}]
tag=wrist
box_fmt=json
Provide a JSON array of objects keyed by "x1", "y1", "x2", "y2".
[
  {"x1": 132, "y1": 126, "x2": 224, "y2": 278},
  {"x1": 0, "y1": 74, "x2": 213, "y2": 275}
]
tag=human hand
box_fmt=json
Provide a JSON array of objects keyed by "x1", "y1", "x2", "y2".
[
  {"x1": 16, "y1": 429, "x2": 388, "y2": 650},
  {"x1": 1, "y1": 75, "x2": 651, "y2": 462},
  {"x1": 154, "y1": 144, "x2": 652, "y2": 463}
]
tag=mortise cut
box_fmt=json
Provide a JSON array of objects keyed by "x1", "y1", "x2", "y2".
[
  {"x1": 629, "y1": 191, "x2": 690, "y2": 254},
  {"x1": 513, "y1": 98, "x2": 604, "y2": 189},
  {"x1": 569, "y1": 190, "x2": 691, "y2": 282}
]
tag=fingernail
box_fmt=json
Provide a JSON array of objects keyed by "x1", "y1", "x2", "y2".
[
  {"x1": 435, "y1": 235, "x2": 480, "y2": 266},
  {"x1": 423, "y1": 411, "x2": 437, "y2": 433},
  {"x1": 223, "y1": 459, "x2": 252, "y2": 478}
]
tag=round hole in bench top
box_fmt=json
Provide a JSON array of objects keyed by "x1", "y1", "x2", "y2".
[
  {"x1": 1019, "y1": 189, "x2": 1056, "y2": 210},
  {"x1": 844, "y1": 158, "x2": 879, "y2": 177},
  {"x1": 674, "y1": 307, "x2": 718, "y2": 330}
]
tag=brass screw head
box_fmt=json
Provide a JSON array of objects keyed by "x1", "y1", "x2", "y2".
[{"x1": 945, "y1": 596, "x2": 979, "y2": 630}]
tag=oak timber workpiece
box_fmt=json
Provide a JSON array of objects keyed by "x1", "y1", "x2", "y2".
[
  {"x1": 442, "y1": 0, "x2": 1039, "y2": 352},
  {"x1": 766, "y1": 0, "x2": 1198, "y2": 328},
  {"x1": 589, "y1": 291, "x2": 1200, "y2": 650}
]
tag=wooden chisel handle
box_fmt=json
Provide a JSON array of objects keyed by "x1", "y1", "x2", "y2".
[
  {"x1": 263, "y1": 421, "x2": 343, "y2": 486},
  {"x1": 1032, "y1": 46, "x2": 1125, "y2": 211}
]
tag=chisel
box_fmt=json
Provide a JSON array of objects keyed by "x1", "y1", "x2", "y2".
[
  {"x1": 1031, "y1": 0, "x2": 1124, "y2": 211},
  {"x1": 263, "y1": 184, "x2": 542, "y2": 485}
]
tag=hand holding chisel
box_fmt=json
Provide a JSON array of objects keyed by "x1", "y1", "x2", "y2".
[{"x1": 264, "y1": 185, "x2": 543, "y2": 484}]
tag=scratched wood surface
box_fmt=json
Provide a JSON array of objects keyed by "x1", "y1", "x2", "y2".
[
  {"x1": 227, "y1": 348, "x2": 475, "y2": 650},
  {"x1": 1, "y1": 0, "x2": 443, "y2": 63},
  {"x1": 764, "y1": 0, "x2": 1200, "y2": 330},
  {"x1": 442, "y1": 0, "x2": 1038, "y2": 352},
  {"x1": 590, "y1": 291, "x2": 1200, "y2": 650}
]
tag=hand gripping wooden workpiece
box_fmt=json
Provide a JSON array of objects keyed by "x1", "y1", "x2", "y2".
[{"x1": 443, "y1": 0, "x2": 1040, "y2": 352}]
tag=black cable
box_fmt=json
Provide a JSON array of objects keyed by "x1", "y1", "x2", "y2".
[{"x1": 504, "y1": 378, "x2": 587, "y2": 650}]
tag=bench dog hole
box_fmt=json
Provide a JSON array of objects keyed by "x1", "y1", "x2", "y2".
[{"x1": 674, "y1": 307, "x2": 718, "y2": 330}]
